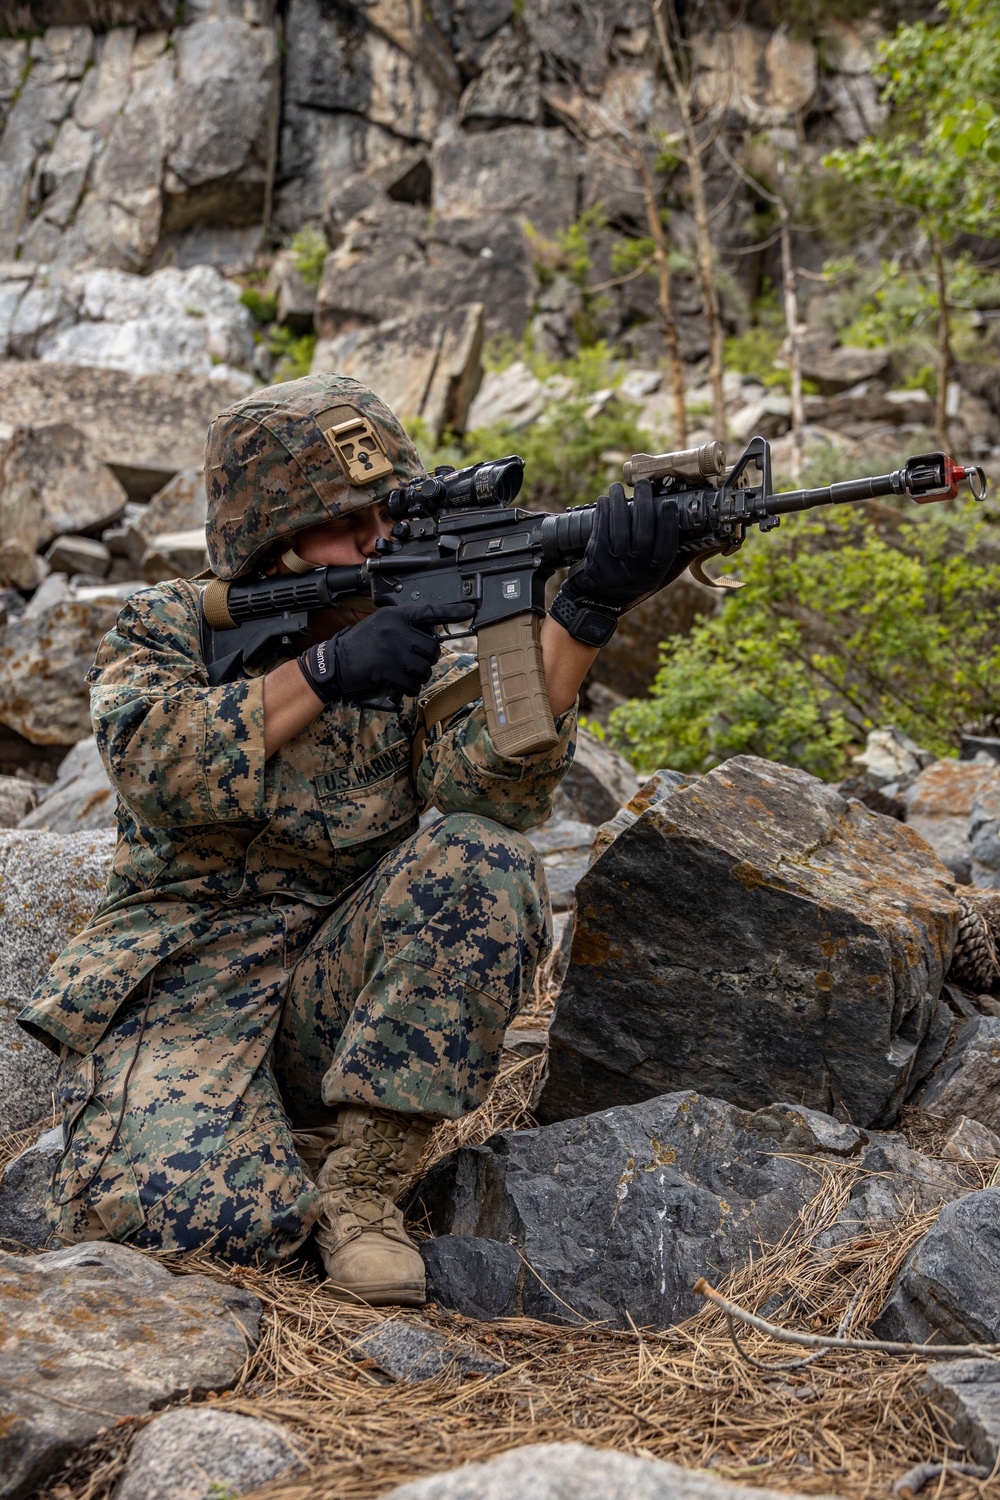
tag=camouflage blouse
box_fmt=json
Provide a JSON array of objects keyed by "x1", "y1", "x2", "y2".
[{"x1": 19, "y1": 580, "x2": 575, "y2": 1055}]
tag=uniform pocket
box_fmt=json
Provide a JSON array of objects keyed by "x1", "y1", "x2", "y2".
[{"x1": 315, "y1": 740, "x2": 419, "y2": 851}]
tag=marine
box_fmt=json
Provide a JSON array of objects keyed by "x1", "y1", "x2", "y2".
[{"x1": 18, "y1": 371, "x2": 681, "y2": 1305}]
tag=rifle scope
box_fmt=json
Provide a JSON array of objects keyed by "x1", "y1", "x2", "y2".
[{"x1": 388, "y1": 456, "x2": 524, "y2": 518}]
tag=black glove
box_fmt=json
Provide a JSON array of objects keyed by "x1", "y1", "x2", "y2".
[
  {"x1": 549, "y1": 481, "x2": 680, "y2": 647},
  {"x1": 299, "y1": 601, "x2": 473, "y2": 704},
  {"x1": 565, "y1": 480, "x2": 680, "y2": 612}
]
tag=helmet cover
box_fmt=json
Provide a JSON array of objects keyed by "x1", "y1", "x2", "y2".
[{"x1": 204, "y1": 372, "x2": 425, "y2": 579}]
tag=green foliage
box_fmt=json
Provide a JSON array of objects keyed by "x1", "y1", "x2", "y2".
[
  {"x1": 269, "y1": 327, "x2": 317, "y2": 382},
  {"x1": 418, "y1": 392, "x2": 645, "y2": 514},
  {"x1": 289, "y1": 227, "x2": 328, "y2": 288},
  {"x1": 609, "y1": 504, "x2": 1000, "y2": 779},
  {"x1": 240, "y1": 287, "x2": 278, "y2": 325},
  {"x1": 724, "y1": 325, "x2": 786, "y2": 387}
]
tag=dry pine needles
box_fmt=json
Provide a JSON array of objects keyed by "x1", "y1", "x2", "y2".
[{"x1": 10, "y1": 991, "x2": 1000, "y2": 1500}]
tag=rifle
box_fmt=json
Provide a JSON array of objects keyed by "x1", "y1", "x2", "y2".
[{"x1": 200, "y1": 436, "x2": 988, "y2": 758}]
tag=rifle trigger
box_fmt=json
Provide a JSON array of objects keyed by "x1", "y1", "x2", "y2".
[{"x1": 690, "y1": 557, "x2": 746, "y2": 591}]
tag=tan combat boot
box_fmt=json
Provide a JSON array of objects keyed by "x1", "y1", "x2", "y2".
[{"x1": 313, "y1": 1106, "x2": 434, "y2": 1306}]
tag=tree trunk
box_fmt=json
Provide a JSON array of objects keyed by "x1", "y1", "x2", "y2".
[
  {"x1": 932, "y1": 229, "x2": 951, "y2": 451},
  {"x1": 652, "y1": 0, "x2": 725, "y2": 443},
  {"x1": 634, "y1": 140, "x2": 687, "y2": 445},
  {"x1": 780, "y1": 201, "x2": 804, "y2": 486}
]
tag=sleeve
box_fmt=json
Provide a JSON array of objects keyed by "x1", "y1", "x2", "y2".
[
  {"x1": 89, "y1": 581, "x2": 273, "y2": 828},
  {"x1": 415, "y1": 653, "x2": 577, "y2": 832}
]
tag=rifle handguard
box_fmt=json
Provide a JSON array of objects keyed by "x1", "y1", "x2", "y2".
[{"x1": 477, "y1": 611, "x2": 559, "y2": 757}]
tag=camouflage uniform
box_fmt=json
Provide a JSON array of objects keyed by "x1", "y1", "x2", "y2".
[{"x1": 19, "y1": 377, "x2": 575, "y2": 1264}]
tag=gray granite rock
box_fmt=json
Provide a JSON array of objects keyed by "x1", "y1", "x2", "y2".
[
  {"x1": 539, "y1": 755, "x2": 960, "y2": 1128},
  {"x1": 904, "y1": 759, "x2": 1000, "y2": 886},
  {"x1": 412, "y1": 1095, "x2": 963, "y2": 1329},
  {"x1": 19, "y1": 736, "x2": 116, "y2": 833},
  {"x1": 0, "y1": 830, "x2": 115, "y2": 1134},
  {"x1": 0, "y1": 1240, "x2": 261, "y2": 1500},
  {"x1": 874, "y1": 1187, "x2": 1000, "y2": 1345},
  {"x1": 114, "y1": 1406, "x2": 302, "y2": 1500},
  {"x1": 351, "y1": 1319, "x2": 506, "y2": 1383},
  {"x1": 431, "y1": 126, "x2": 579, "y2": 240},
  {"x1": 0, "y1": 594, "x2": 119, "y2": 744},
  {"x1": 0, "y1": 422, "x2": 127, "y2": 551},
  {"x1": 0, "y1": 776, "x2": 41, "y2": 827},
  {"x1": 924, "y1": 1359, "x2": 1000, "y2": 1468},
  {"x1": 381, "y1": 1440, "x2": 842, "y2": 1500},
  {"x1": 0, "y1": 1126, "x2": 61, "y2": 1250},
  {"x1": 918, "y1": 1016, "x2": 1000, "y2": 1134}
]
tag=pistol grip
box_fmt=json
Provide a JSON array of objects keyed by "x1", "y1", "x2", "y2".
[{"x1": 477, "y1": 612, "x2": 559, "y2": 757}]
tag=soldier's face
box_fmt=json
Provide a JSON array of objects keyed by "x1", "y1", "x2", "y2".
[{"x1": 281, "y1": 502, "x2": 394, "y2": 569}]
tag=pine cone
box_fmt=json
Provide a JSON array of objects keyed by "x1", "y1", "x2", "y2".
[{"x1": 949, "y1": 891, "x2": 1000, "y2": 991}]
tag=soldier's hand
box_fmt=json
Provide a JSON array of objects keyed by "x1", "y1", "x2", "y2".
[
  {"x1": 564, "y1": 480, "x2": 680, "y2": 613},
  {"x1": 298, "y1": 601, "x2": 474, "y2": 703}
]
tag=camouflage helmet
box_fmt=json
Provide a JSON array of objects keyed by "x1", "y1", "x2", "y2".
[{"x1": 204, "y1": 372, "x2": 425, "y2": 579}]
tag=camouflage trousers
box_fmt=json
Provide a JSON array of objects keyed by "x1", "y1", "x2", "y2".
[{"x1": 49, "y1": 814, "x2": 549, "y2": 1264}]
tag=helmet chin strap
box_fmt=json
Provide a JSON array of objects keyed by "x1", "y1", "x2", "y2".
[{"x1": 281, "y1": 547, "x2": 315, "y2": 574}]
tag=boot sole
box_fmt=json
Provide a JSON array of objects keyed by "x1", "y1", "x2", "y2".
[{"x1": 326, "y1": 1279, "x2": 426, "y2": 1307}]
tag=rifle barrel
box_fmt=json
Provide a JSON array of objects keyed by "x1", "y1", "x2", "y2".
[{"x1": 764, "y1": 472, "x2": 902, "y2": 517}]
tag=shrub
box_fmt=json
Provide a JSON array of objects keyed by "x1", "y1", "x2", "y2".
[
  {"x1": 289, "y1": 228, "x2": 328, "y2": 288},
  {"x1": 608, "y1": 503, "x2": 1000, "y2": 779},
  {"x1": 240, "y1": 287, "x2": 277, "y2": 324}
]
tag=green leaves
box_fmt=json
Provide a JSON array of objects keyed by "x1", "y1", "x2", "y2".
[{"x1": 609, "y1": 505, "x2": 1000, "y2": 779}]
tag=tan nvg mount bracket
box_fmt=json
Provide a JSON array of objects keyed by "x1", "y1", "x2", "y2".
[{"x1": 623, "y1": 441, "x2": 744, "y2": 591}]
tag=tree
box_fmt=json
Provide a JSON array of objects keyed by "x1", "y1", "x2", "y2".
[{"x1": 825, "y1": 0, "x2": 1000, "y2": 448}]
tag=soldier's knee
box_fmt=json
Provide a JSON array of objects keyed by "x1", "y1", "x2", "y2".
[{"x1": 424, "y1": 813, "x2": 545, "y2": 912}]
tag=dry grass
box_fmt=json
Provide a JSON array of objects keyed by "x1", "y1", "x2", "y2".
[{"x1": 20, "y1": 972, "x2": 1000, "y2": 1500}]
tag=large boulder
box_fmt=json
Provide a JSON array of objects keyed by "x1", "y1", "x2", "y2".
[
  {"x1": 692, "y1": 25, "x2": 817, "y2": 126},
  {"x1": 924, "y1": 1359, "x2": 1000, "y2": 1469},
  {"x1": 0, "y1": 1240, "x2": 261, "y2": 1500},
  {"x1": 382, "y1": 1442, "x2": 841, "y2": 1500},
  {"x1": 538, "y1": 756, "x2": 960, "y2": 1128},
  {"x1": 431, "y1": 126, "x2": 579, "y2": 240},
  {"x1": 905, "y1": 759, "x2": 1000, "y2": 885},
  {"x1": 874, "y1": 1188, "x2": 1000, "y2": 1345},
  {"x1": 114, "y1": 1408, "x2": 302, "y2": 1500},
  {"x1": 0, "y1": 830, "x2": 115, "y2": 1136},
  {"x1": 0, "y1": 423, "x2": 127, "y2": 550},
  {"x1": 19, "y1": 736, "x2": 116, "y2": 833},
  {"x1": 412, "y1": 1095, "x2": 963, "y2": 1330},
  {"x1": 918, "y1": 1016, "x2": 1000, "y2": 1134},
  {"x1": 0, "y1": 592, "x2": 119, "y2": 744},
  {"x1": 0, "y1": 361, "x2": 250, "y2": 498},
  {"x1": 0, "y1": 1126, "x2": 62, "y2": 1251}
]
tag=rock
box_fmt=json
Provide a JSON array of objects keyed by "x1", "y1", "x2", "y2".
[
  {"x1": 905, "y1": 758, "x2": 1000, "y2": 885},
  {"x1": 432, "y1": 126, "x2": 579, "y2": 240},
  {"x1": 114, "y1": 1407, "x2": 302, "y2": 1500},
  {"x1": 465, "y1": 360, "x2": 546, "y2": 431},
  {"x1": 0, "y1": 595, "x2": 119, "y2": 744},
  {"x1": 538, "y1": 755, "x2": 960, "y2": 1128},
  {"x1": 970, "y1": 774, "x2": 1000, "y2": 888},
  {"x1": 800, "y1": 344, "x2": 890, "y2": 395},
  {"x1": 350, "y1": 1319, "x2": 506, "y2": 1382},
  {"x1": 0, "y1": 1240, "x2": 261, "y2": 1500},
  {"x1": 19, "y1": 736, "x2": 116, "y2": 833},
  {"x1": 420, "y1": 1237, "x2": 522, "y2": 1323},
  {"x1": 918, "y1": 1016, "x2": 1000, "y2": 1134},
  {"x1": 943, "y1": 1115, "x2": 1000, "y2": 1164},
  {"x1": 874, "y1": 1187, "x2": 1000, "y2": 1345},
  {"x1": 267, "y1": 247, "x2": 317, "y2": 330},
  {"x1": 0, "y1": 776, "x2": 40, "y2": 827},
  {"x1": 693, "y1": 25, "x2": 817, "y2": 126},
  {"x1": 588, "y1": 575, "x2": 720, "y2": 700},
  {"x1": 458, "y1": 27, "x2": 541, "y2": 128},
  {"x1": 551, "y1": 729, "x2": 639, "y2": 827},
  {"x1": 412, "y1": 1095, "x2": 963, "y2": 1329},
  {"x1": 728, "y1": 394, "x2": 791, "y2": 442},
  {"x1": 27, "y1": 266, "x2": 256, "y2": 379},
  {"x1": 44, "y1": 534, "x2": 112, "y2": 578},
  {"x1": 852, "y1": 726, "x2": 933, "y2": 788},
  {"x1": 526, "y1": 818, "x2": 598, "y2": 913},
  {"x1": 0, "y1": 1127, "x2": 62, "y2": 1251},
  {"x1": 0, "y1": 362, "x2": 252, "y2": 500},
  {"x1": 0, "y1": 423, "x2": 127, "y2": 551},
  {"x1": 502, "y1": 1026, "x2": 548, "y2": 1058},
  {"x1": 0, "y1": 830, "x2": 115, "y2": 1135},
  {"x1": 313, "y1": 303, "x2": 483, "y2": 440},
  {"x1": 924, "y1": 1359, "x2": 1000, "y2": 1469},
  {"x1": 0, "y1": 540, "x2": 48, "y2": 591},
  {"x1": 962, "y1": 735, "x2": 1000, "y2": 765},
  {"x1": 140, "y1": 526, "x2": 209, "y2": 581},
  {"x1": 381, "y1": 1442, "x2": 841, "y2": 1500}
]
